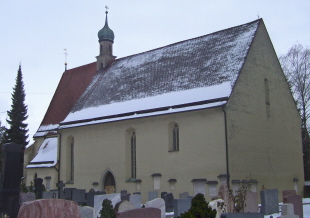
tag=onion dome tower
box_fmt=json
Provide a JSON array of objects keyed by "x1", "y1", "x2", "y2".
[{"x1": 96, "y1": 7, "x2": 116, "y2": 71}]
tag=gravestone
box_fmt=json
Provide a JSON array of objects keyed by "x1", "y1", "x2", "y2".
[
  {"x1": 284, "y1": 194, "x2": 303, "y2": 218},
  {"x1": 148, "y1": 191, "x2": 158, "y2": 201},
  {"x1": 218, "y1": 184, "x2": 232, "y2": 213},
  {"x1": 282, "y1": 190, "x2": 296, "y2": 199},
  {"x1": 220, "y1": 213, "x2": 263, "y2": 218},
  {"x1": 116, "y1": 208, "x2": 161, "y2": 218},
  {"x1": 42, "y1": 190, "x2": 58, "y2": 199},
  {"x1": 121, "y1": 190, "x2": 127, "y2": 195},
  {"x1": 17, "y1": 199, "x2": 80, "y2": 218},
  {"x1": 121, "y1": 193, "x2": 131, "y2": 201},
  {"x1": 129, "y1": 194, "x2": 142, "y2": 209},
  {"x1": 145, "y1": 198, "x2": 165, "y2": 218},
  {"x1": 173, "y1": 198, "x2": 191, "y2": 217},
  {"x1": 86, "y1": 191, "x2": 106, "y2": 207},
  {"x1": 34, "y1": 178, "x2": 44, "y2": 199},
  {"x1": 163, "y1": 193, "x2": 174, "y2": 212},
  {"x1": 94, "y1": 193, "x2": 121, "y2": 217},
  {"x1": 114, "y1": 200, "x2": 135, "y2": 212},
  {"x1": 19, "y1": 192, "x2": 36, "y2": 204},
  {"x1": 72, "y1": 189, "x2": 86, "y2": 206},
  {"x1": 244, "y1": 192, "x2": 258, "y2": 213},
  {"x1": 0, "y1": 142, "x2": 23, "y2": 218},
  {"x1": 79, "y1": 206, "x2": 96, "y2": 218},
  {"x1": 179, "y1": 192, "x2": 189, "y2": 199},
  {"x1": 57, "y1": 181, "x2": 66, "y2": 199},
  {"x1": 64, "y1": 188, "x2": 76, "y2": 200},
  {"x1": 260, "y1": 189, "x2": 279, "y2": 215},
  {"x1": 160, "y1": 192, "x2": 167, "y2": 198},
  {"x1": 277, "y1": 203, "x2": 298, "y2": 218}
]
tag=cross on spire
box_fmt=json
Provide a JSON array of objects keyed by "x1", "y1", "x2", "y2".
[{"x1": 105, "y1": 5, "x2": 109, "y2": 14}]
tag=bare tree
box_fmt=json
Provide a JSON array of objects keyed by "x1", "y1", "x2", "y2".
[{"x1": 280, "y1": 44, "x2": 310, "y2": 180}]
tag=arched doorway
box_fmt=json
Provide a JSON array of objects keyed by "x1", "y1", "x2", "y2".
[{"x1": 103, "y1": 171, "x2": 116, "y2": 194}]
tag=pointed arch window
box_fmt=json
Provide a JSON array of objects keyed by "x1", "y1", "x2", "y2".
[
  {"x1": 173, "y1": 124, "x2": 179, "y2": 151},
  {"x1": 131, "y1": 131, "x2": 136, "y2": 178}
]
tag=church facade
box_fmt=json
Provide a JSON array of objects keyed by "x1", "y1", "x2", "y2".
[{"x1": 24, "y1": 13, "x2": 304, "y2": 202}]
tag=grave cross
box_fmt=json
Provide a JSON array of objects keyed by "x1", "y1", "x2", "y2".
[{"x1": 57, "y1": 181, "x2": 66, "y2": 199}]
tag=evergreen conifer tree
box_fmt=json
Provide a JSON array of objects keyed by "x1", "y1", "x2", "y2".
[{"x1": 6, "y1": 65, "x2": 29, "y2": 148}]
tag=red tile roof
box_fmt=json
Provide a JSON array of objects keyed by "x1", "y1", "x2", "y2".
[{"x1": 40, "y1": 62, "x2": 97, "y2": 126}]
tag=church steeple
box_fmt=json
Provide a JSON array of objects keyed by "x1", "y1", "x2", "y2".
[{"x1": 96, "y1": 6, "x2": 116, "y2": 71}]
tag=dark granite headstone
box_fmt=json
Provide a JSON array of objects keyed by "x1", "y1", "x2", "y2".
[
  {"x1": 163, "y1": 193, "x2": 174, "y2": 212},
  {"x1": 64, "y1": 188, "x2": 76, "y2": 200},
  {"x1": 121, "y1": 193, "x2": 131, "y2": 201},
  {"x1": 173, "y1": 198, "x2": 191, "y2": 217},
  {"x1": 121, "y1": 190, "x2": 128, "y2": 195},
  {"x1": 284, "y1": 194, "x2": 303, "y2": 218},
  {"x1": 260, "y1": 189, "x2": 279, "y2": 215},
  {"x1": 0, "y1": 143, "x2": 23, "y2": 218},
  {"x1": 220, "y1": 213, "x2": 264, "y2": 218},
  {"x1": 56, "y1": 181, "x2": 65, "y2": 199},
  {"x1": 116, "y1": 207, "x2": 161, "y2": 218},
  {"x1": 72, "y1": 189, "x2": 86, "y2": 205},
  {"x1": 86, "y1": 191, "x2": 106, "y2": 207},
  {"x1": 34, "y1": 178, "x2": 44, "y2": 199},
  {"x1": 160, "y1": 192, "x2": 167, "y2": 198}
]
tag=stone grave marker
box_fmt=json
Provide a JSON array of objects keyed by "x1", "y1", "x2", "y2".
[
  {"x1": 34, "y1": 178, "x2": 44, "y2": 199},
  {"x1": 148, "y1": 191, "x2": 158, "y2": 201},
  {"x1": 145, "y1": 198, "x2": 165, "y2": 218},
  {"x1": 278, "y1": 203, "x2": 298, "y2": 218},
  {"x1": 220, "y1": 213, "x2": 263, "y2": 218},
  {"x1": 64, "y1": 188, "x2": 77, "y2": 200},
  {"x1": 163, "y1": 193, "x2": 174, "y2": 212},
  {"x1": 284, "y1": 194, "x2": 303, "y2": 218},
  {"x1": 72, "y1": 189, "x2": 86, "y2": 206},
  {"x1": 94, "y1": 193, "x2": 121, "y2": 217},
  {"x1": 121, "y1": 193, "x2": 131, "y2": 201},
  {"x1": 133, "y1": 192, "x2": 141, "y2": 195},
  {"x1": 114, "y1": 200, "x2": 135, "y2": 212},
  {"x1": 57, "y1": 181, "x2": 66, "y2": 199},
  {"x1": 19, "y1": 192, "x2": 36, "y2": 204},
  {"x1": 179, "y1": 192, "x2": 189, "y2": 199},
  {"x1": 218, "y1": 184, "x2": 232, "y2": 213},
  {"x1": 244, "y1": 192, "x2": 258, "y2": 213},
  {"x1": 121, "y1": 190, "x2": 127, "y2": 195},
  {"x1": 173, "y1": 198, "x2": 191, "y2": 217},
  {"x1": 42, "y1": 190, "x2": 58, "y2": 199},
  {"x1": 282, "y1": 190, "x2": 296, "y2": 199},
  {"x1": 116, "y1": 208, "x2": 161, "y2": 218},
  {"x1": 260, "y1": 189, "x2": 279, "y2": 215},
  {"x1": 79, "y1": 206, "x2": 96, "y2": 218},
  {"x1": 129, "y1": 194, "x2": 142, "y2": 209},
  {"x1": 160, "y1": 192, "x2": 167, "y2": 198},
  {"x1": 86, "y1": 191, "x2": 106, "y2": 207},
  {"x1": 17, "y1": 199, "x2": 81, "y2": 218}
]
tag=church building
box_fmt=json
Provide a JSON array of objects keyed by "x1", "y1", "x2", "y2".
[{"x1": 24, "y1": 11, "x2": 304, "y2": 202}]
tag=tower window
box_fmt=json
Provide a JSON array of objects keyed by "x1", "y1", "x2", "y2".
[
  {"x1": 169, "y1": 122, "x2": 180, "y2": 151},
  {"x1": 131, "y1": 131, "x2": 136, "y2": 178}
]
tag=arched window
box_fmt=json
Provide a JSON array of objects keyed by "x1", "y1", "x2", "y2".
[
  {"x1": 66, "y1": 137, "x2": 74, "y2": 182},
  {"x1": 169, "y1": 122, "x2": 180, "y2": 151},
  {"x1": 100, "y1": 44, "x2": 103, "y2": 55},
  {"x1": 131, "y1": 131, "x2": 136, "y2": 178},
  {"x1": 264, "y1": 78, "x2": 270, "y2": 117},
  {"x1": 109, "y1": 45, "x2": 112, "y2": 54}
]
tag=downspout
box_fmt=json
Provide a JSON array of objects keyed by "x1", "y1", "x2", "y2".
[{"x1": 222, "y1": 105, "x2": 230, "y2": 187}]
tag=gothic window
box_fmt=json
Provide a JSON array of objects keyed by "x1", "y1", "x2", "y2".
[
  {"x1": 264, "y1": 78, "x2": 270, "y2": 117},
  {"x1": 66, "y1": 137, "x2": 74, "y2": 183},
  {"x1": 131, "y1": 131, "x2": 136, "y2": 178},
  {"x1": 169, "y1": 122, "x2": 180, "y2": 151}
]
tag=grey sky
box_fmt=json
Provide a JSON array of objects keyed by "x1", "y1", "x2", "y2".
[{"x1": 0, "y1": 0, "x2": 309, "y2": 144}]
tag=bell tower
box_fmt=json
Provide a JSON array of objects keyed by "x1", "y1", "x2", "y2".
[{"x1": 96, "y1": 7, "x2": 116, "y2": 71}]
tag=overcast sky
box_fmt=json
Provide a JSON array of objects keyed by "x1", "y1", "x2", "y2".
[{"x1": 0, "y1": 0, "x2": 309, "y2": 144}]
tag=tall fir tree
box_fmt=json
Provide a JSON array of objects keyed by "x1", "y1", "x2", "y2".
[{"x1": 6, "y1": 65, "x2": 29, "y2": 149}]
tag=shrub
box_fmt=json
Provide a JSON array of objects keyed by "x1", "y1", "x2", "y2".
[{"x1": 100, "y1": 199, "x2": 116, "y2": 218}]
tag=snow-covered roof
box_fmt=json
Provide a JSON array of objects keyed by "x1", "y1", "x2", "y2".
[
  {"x1": 26, "y1": 137, "x2": 58, "y2": 168},
  {"x1": 60, "y1": 19, "x2": 260, "y2": 127}
]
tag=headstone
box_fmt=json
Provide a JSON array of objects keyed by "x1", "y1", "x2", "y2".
[
  {"x1": 86, "y1": 191, "x2": 106, "y2": 207},
  {"x1": 64, "y1": 188, "x2": 76, "y2": 200},
  {"x1": 244, "y1": 192, "x2": 258, "y2": 213},
  {"x1": 56, "y1": 181, "x2": 66, "y2": 199},
  {"x1": 284, "y1": 194, "x2": 303, "y2": 218},
  {"x1": 277, "y1": 203, "x2": 299, "y2": 218},
  {"x1": 19, "y1": 192, "x2": 36, "y2": 204},
  {"x1": 179, "y1": 192, "x2": 189, "y2": 199},
  {"x1": 129, "y1": 194, "x2": 142, "y2": 209},
  {"x1": 160, "y1": 192, "x2": 167, "y2": 198},
  {"x1": 145, "y1": 198, "x2": 165, "y2": 218},
  {"x1": 114, "y1": 200, "x2": 135, "y2": 212},
  {"x1": 209, "y1": 199, "x2": 226, "y2": 218},
  {"x1": 121, "y1": 190, "x2": 127, "y2": 195},
  {"x1": 218, "y1": 184, "x2": 232, "y2": 213},
  {"x1": 148, "y1": 191, "x2": 158, "y2": 201},
  {"x1": 220, "y1": 213, "x2": 263, "y2": 218},
  {"x1": 121, "y1": 193, "x2": 131, "y2": 201},
  {"x1": 42, "y1": 191, "x2": 58, "y2": 199},
  {"x1": 282, "y1": 190, "x2": 297, "y2": 199},
  {"x1": 94, "y1": 193, "x2": 121, "y2": 217},
  {"x1": 163, "y1": 193, "x2": 174, "y2": 212},
  {"x1": 260, "y1": 189, "x2": 279, "y2": 215},
  {"x1": 133, "y1": 192, "x2": 141, "y2": 195},
  {"x1": 17, "y1": 199, "x2": 81, "y2": 218},
  {"x1": 79, "y1": 206, "x2": 96, "y2": 218},
  {"x1": 34, "y1": 178, "x2": 44, "y2": 199},
  {"x1": 173, "y1": 198, "x2": 191, "y2": 217},
  {"x1": 0, "y1": 143, "x2": 23, "y2": 218},
  {"x1": 116, "y1": 208, "x2": 161, "y2": 218},
  {"x1": 72, "y1": 189, "x2": 86, "y2": 206}
]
